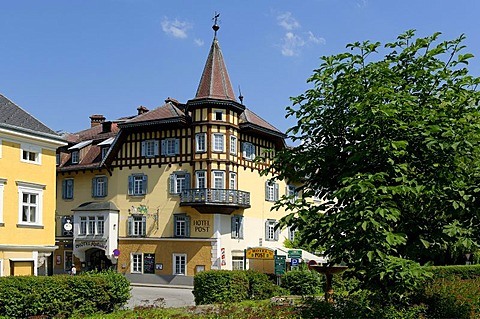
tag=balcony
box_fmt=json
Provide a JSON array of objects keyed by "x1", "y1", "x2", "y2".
[{"x1": 180, "y1": 188, "x2": 251, "y2": 214}]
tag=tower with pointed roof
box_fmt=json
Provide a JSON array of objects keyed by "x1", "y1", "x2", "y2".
[{"x1": 53, "y1": 17, "x2": 319, "y2": 282}]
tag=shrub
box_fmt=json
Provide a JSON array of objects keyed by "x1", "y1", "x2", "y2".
[
  {"x1": 281, "y1": 269, "x2": 322, "y2": 296},
  {"x1": 193, "y1": 270, "x2": 249, "y2": 305},
  {"x1": 0, "y1": 270, "x2": 130, "y2": 318},
  {"x1": 244, "y1": 270, "x2": 286, "y2": 300},
  {"x1": 426, "y1": 264, "x2": 480, "y2": 280}
]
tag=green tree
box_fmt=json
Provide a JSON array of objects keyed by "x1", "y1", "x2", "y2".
[{"x1": 265, "y1": 30, "x2": 480, "y2": 303}]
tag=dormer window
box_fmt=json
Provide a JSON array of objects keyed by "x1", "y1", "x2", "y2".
[{"x1": 71, "y1": 151, "x2": 79, "y2": 164}]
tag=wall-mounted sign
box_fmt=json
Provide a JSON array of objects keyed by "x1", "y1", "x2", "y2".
[
  {"x1": 113, "y1": 249, "x2": 120, "y2": 257},
  {"x1": 193, "y1": 219, "x2": 210, "y2": 232},
  {"x1": 75, "y1": 241, "x2": 107, "y2": 250},
  {"x1": 246, "y1": 247, "x2": 274, "y2": 260}
]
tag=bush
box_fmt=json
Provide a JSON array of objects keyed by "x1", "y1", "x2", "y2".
[
  {"x1": 281, "y1": 269, "x2": 322, "y2": 296},
  {"x1": 193, "y1": 270, "x2": 249, "y2": 305},
  {"x1": 426, "y1": 264, "x2": 480, "y2": 280},
  {"x1": 244, "y1": 270, "x2": 286, "y2": 300},
  {"x1": 0, "y1": 270, "x2": 130, "y2": 318}
]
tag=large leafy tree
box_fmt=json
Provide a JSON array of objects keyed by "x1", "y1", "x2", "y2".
[{"x1": 265, "y1": 31, "x2": 480, "y2": 300}]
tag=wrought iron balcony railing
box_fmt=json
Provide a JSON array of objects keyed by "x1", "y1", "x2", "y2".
[{"x1": 180, "y1": 188, "x2": 250, "y2": 213}]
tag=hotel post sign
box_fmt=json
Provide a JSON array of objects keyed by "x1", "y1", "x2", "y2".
[{"x1": 245, "y1": 247, "x2": 275, "y2": 259}]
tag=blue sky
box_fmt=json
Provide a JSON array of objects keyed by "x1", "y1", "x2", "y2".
[{"x1": 1, "y1": 1, "x2": 479, "y2": 136}]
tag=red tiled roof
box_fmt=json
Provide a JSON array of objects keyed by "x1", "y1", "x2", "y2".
[
  {"x1": 124, "y1": 102, "x2": 185, "y2": 124},
  {"x1": 194, "y1": 37, "x2": 237, "y2": 102},
  {"x1": 240, "y1": 108, "x2": 283, "y2": 135}
]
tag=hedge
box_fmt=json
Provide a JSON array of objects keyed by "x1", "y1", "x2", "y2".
[{"x1": 0, "y1": 270, "x2": 130, "y2": 318}]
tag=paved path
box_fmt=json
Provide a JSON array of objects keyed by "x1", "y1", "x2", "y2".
[{"x1": 127, "y1": 285, "x2": 195, "y2": 309}]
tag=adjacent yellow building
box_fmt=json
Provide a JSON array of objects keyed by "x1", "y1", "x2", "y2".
[
  {"x1": 54, "y1": 23, "x2": 320, "y2": 284},
  {"x1": 0, "y1": 94, "x2": 66, "y2": 276}
]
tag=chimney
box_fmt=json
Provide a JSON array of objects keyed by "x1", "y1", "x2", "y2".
[
  {"x1": 90, "y1": 114, "x2": 106, "y2": 127},
  {"x1": 165, "y1": 97, "x2": 180, "y2": 107},
  {"x1": 137, "y1": 106, "x2": 149, "y2": 115}
]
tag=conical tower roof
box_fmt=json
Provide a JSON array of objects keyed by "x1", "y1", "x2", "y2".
[{"x1": 194, "y1": 24, "x2": 237, "y2": 102}]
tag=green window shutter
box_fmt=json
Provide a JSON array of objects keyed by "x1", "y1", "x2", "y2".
[
  {"x1": 128, "y1": 175, "x2": 133, "y2": 195},
  {"x1": 127, "y1": 216, "x2": 133, "y2": 236},
  {"x1": 231, "y1": 216, "x2": 237, "y2": 238},
  {"x1": 91, "y1": 178, "x2": 96, "y2": 197},
  {"x1": 141, "y1": 215, "x2": 147, "y2": 236},
  {"x1": 175, "y1": 139, "x2": 180, "y2": 154},
  {"x1": 154, "y1": 140, "x2": 160, "y2": 156},
  {"x1": 265, "y1": 220, "x2": 269, "y2": 240},
  {"x1": 239, "y1": 216, "x2": 244, "y2": 239},
  {"x1": 141, "y1": 141, "x2": 146, "y2": 157},
  {"x1": 62, "y1": 180, "x2": 67, "y2": 199},
  {"x1": 103, "y1": 177, "x2": 108, "y2": 197},
  {"x1": 265, "y1": 181, "x2": 269, "y2": 201},
  {"x1": 274, "y1": 221, "x2": 279, "y2": 241},
  {"x1": 161, "y1": 140, "x2": 166, "y2": 156},
  {"x1": 185, "y1": 215, "x2": 191, "y2": 237},
  {"x1": 169, "y1": 174, "x2": 176, "y2": 194},
  {"x1": 185, "y1": 173, "x2": 191, "y2": 191},
  {"x1": 142, "y1": 175, "x2": 148, "y2": 194},
  {"x1": 274, "y1": 183, "x2": 279, "y2": 201}
]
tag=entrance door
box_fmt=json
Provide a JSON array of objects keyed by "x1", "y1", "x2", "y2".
[{"x1": 86, "y1": 248, "x2": 112, "y2": 271}]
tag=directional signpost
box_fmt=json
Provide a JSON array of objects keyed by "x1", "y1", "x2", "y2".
[
  {"x1": 274, "y1": 255, "x2": 286, "y2": 275},
  {"x1": 288, "y1": 249, "x2": 302, "y2": 259}
]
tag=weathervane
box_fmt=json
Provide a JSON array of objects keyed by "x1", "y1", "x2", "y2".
[{"x1": 212, "y1": 12, "x2": 220, "y2": 36}]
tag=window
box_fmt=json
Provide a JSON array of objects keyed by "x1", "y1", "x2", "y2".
[
  {"x1": 242, "y1": 142, "x2": 255, "y2": 160},
  {"x1": 169, "y1": 172, "x2": 190, "y2": 195},
  {"x1": 229, "y1": 172, "x2": 236, "y2": 190},
  {"x1": 62, "y1": 179, "x2": 74, "y2": 199},
  {"x1": 21, "y1": 143, "x2": 41, "y2": 164},
  {"x1": 195, "y1": 133, "x2": 206, "y2": 152},
  {"x1": 17, "y1": 182, "x2": 44, "y2": 226},
  {"x1": 174, "y1": 214, "x2": 190, "y2": 237},
  {"x1": 196, "y1": 171, "x2": 206, "y2": 189},
  {"x1": 213, "y1": 171, "x2": 225, "y2": 189},
  {"x1": 92, "y1": 176, "x2": 107, "y2": 198},
  {"x1": 161, "y1": 138, "x2": 180, "y2": 156},
  {"x1": 127, "y1": 215, "x2": 146, "y2": 237},
  {"x1": 212, "y1": 134, "x2": 225, "y2": 152},
  {"x1": 230, "y1": 136, "x2": 237, "y2": 155},
  {"x1": 71, "y1": 151, "x2": 79, "y2": 164},
  {"x1": 173, "y1": 254, "x2": 187, "y2": 275},
  {"x1": 88, "y1": 216, "x2": 96, "y2": 234},
  {"x1": 80, "y1": 216, "x2": 87, "y2": 235},
  {"x1": 141, "y1": 140, "x2": 159, "y2": 158},
  {"x1": 265, "y1": 219, "x2": 279, "y2": 241},
  {"x1": 214, "y1": 110, "x2": 223, "y2": 121},
  {"x1": 0, "y1": 179, "x2": 5, "y2": 224},
  {"x1": 288, "y1": 226, "x2": 296, "y2": 242},
  {"x1": 131, "y1": 253, "x2": 143, "y2": 273},
  {"x1": 231, "y1": 215, "x2": 244, "y2": 239},
  {"x1": 232, "y1": 256, "x2": 244, "y2": 270},
  {"x1": 265, "y1": 180, "x2": 279, "y2": 202},
  {"x1": 287, "y1": 184, "x2": 298, "y2": 203},
  {"x1": 128, "y1": 174, "x2": 148, "y2": 196},
  {"x1": 97, "y1": 216, "x2": 104, "y2": 235}
]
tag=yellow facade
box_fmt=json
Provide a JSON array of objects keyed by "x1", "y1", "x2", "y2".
[{"x1": 0, "y1": 125, "x2": 65, "y2": 276}]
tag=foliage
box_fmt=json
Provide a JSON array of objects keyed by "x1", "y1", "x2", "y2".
[
  {"x1": 281, "y1": 269, "x2": 322, "y2": 296},
  {"x1": 426, "y1": 264, "x2": 480, "y2": 279},
  {"x1": 244, "y1": 269, "x2": 287, "y2": 300},
  {"x1": 0, "y1": 270, "x2": 130, "y2": 318},
  {"x1": 263, "y1": 30, "x2": 480, "y2": 302},
  {"x1": 193, "y1": 270, "x2": 249, "y2": 305}
]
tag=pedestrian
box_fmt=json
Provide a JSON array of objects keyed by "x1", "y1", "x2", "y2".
[{"x1": 71, "y1": 264, "x2": 77, "y2": 276}]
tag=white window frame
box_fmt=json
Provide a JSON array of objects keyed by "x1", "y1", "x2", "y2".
[
  {"x1": 128, "y1": 174, "x2": 148, "y2": 196},
  {"x1": 242, "y1": 142, "x2": 255, "y2": 160},
  {"x1": 17, "y1": 182, "x2": 45, "y2": 226},
  {"x1": 128, "y1": 215, "x2": 146, "y2": 237},
  {"x1": 71, "y1": 151, "x2": 79, "y2": 164},
  {"x1": 79, "y1": 216, "x2": 87, "y2": 235},
  {"x1": 229, "y1": 172, "x2": 236, "y2": 190},
  {"x1": 131, "y1": 253, "x2": 143, "y2": 273},
  {"x1": 231, "y1": 215, "x2": 243, "y2": 239},
  {"x1": 173, "y1": 253, "x2": 187, "y2": 275},
  {"x1": 92, "y1": 176, "x2": 107, "y2": 198},
  {"x1": 196, "y1": 171, "x2": 206, "y2": 189},
  {"x1": 212, "y1": 171, "x2": 225, "y2": 189},
  {"x1": 162, "y1": 138, "x2": 180, "y2": 156},
  {"x1": 265, "y1": 219, "x2": 279, "y2": 241},
  {"x1": 174, "y1": 214, "x2": 190, "y2": 237},
  {"x1": 212, "y1": 133, "x2": 225, "y2": 152},
  {"x1": 265, "y1": 180, "x2": 279, "y2": 202},
  {"x1": 232, "y1": 256, "x2": 244, "y2": 270},
  {"x1": 20, "y1": 143, "x2": 41, "y2": 164},
  {"x1": 230, "y1": 136, "x2": 237, "y2": 155},
  {"x1": 141, "y1": 139, "x2": 159, "y2": 158},
  {"x1": 169, "y1": 172, "x2": 190, "y2": 195},
  {"x1": 287, "y1": 184, "x2": 298, "y2": 203},
  {"x1": 0, "y1": 179, "x2": 5, "y2": 224},
  {"x1": 195, "y1": 133, "x2": 206, "y2": 153}
]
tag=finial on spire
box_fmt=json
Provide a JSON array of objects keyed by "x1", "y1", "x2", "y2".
[
  {"x1": 212, "y1": 12, "x2": 220, "y2": 36},
  {"x1": 238, "y1": 86, "x2": 244, "y2": 104}
]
